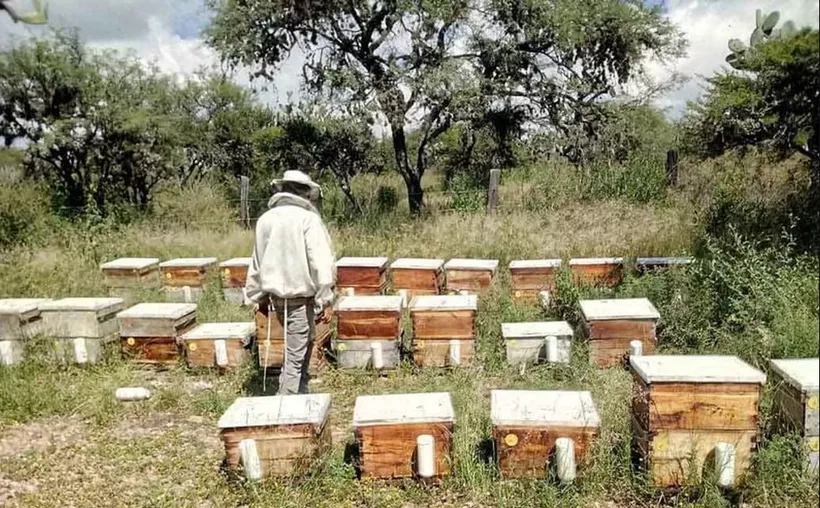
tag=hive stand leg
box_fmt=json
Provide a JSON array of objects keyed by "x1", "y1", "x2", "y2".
[
  {"x1": 370, "y1": 342, "x2": 384, "y2": 370},
  {"x1": 239, "y1": 439, "x2": 263, "y2": 481},
  {"x1": 448, "y1": 340, "x2": 461, "y2": 366},
  {"x1": 538, "y1": 290, "x2": 552, "y2": 310},
  {"x1": 73, "y1": 338, "x2": 89, "y2": 364},
  {"x1": 545, "y1": 336, "x2": 558, "y2": 363},
  {"x1": 555, "y1": 437, "x2": 576, "y2": 483},
  {"x1": 417, "y1": 434, "x2": 435, "y2": 478},
  {"x1": 715, "y1": 442, "x2": 736, "y2": 488},
  {"x1": 630, "y1": 340, "x2": 643, "y2": 357},
  {"x1": 214, "y1": 339, "x2": 229, "y2": 367},
  {"x1": 0, "y1": 341, "x2": 19, "y2": 366}
]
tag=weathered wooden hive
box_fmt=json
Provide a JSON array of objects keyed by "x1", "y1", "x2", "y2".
[
  {"x1": 39, "y1": 297, "x2": 124, "y2": 364},
  {"x1": 629, "y1": 355, "x2": 766, "y2": 488},
  {"x1": 443, "y1": 258, "x2": 499, "y2": 293},
  {"x1": 769, "y1": 358, "x2": 819, "y2": 471},
  {"x1": 218, "y1": 393, "x2": 332, "y2": 477},
  {"x1": 219, "y1": 258, "x2": 251, "y2": 304},
  {"x1": 569, "y1": 257, "x2": 623, "y2": 286},
  {"x1": 0, "y1": 298, "x2": 50, "y2": 366},
  {"x1": 117, "y1": 302, "x2": 197, "y2": 364},
  {"x1": 180, "y1": 322, "x2": 255, "y2": 369},
  {"x1": 100, "y1": 257, "x2": 161, "y2": 289},
  {"x1": 335, "y1": 257, "x2": 389, "y2": 295},
  {"x1": 509, "y1": 259, "x2": 561, "y2": 304},
  {"x1": 159, "y1": 257, "x2": 217, "y2": 302},
  {"x1": 580, "y1": 298, "x2": 659, "y2": 368},
  {"x1": 390, "y1": 258, "x2": 444, "y2": 299},
  {"x1": 501, "y1": 321, "x2": 574, "y2": 365},
  {"x1": 492, "y1": 390, "x2": 600, "y2": 479},
  {"x1": 353, "y1": 392, "x2": 455, "y2": 479},
  {"x1": 635, "y1": 257, "x2": 693, "y2": 274},
  {"x1": 334, "y1": 295, "x2": 403, "y2": 369},
  {"x1": 409, "y1": 295, "x2": 477, "y2": 367},
  {"x1": 255, "y1": 305, "x2": 332, "y2": 375}
]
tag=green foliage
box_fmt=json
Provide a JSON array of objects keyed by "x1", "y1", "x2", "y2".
[
  {"x1": 0, "y1": 0, "x2": 47, "y2": 24},
  {"x1": 0, "y1": 181, "x2": 52, "y2": 248},
  {"x1": 726, "y1": 10, "x2": 798, "y2": 70},
  {"x1": 376, "y1": 186, "x2": 398, "y2": 213}
]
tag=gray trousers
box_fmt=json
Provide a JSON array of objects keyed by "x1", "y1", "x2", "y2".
[{"x1": 270, "y1": 299, "x2": 315, "y2": 395}]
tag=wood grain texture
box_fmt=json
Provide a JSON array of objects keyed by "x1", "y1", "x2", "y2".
[
  {"x1": 411, "y1": 310, "x2": 475, "y2": 340},
  {"x1": 356, "y1": 422, "x2": 453, "y2": 479},
  {"x1": 255, "y1": 307, "x2": 332, "y2": 341},
  {"x1": 589, "y1": 337, "x2": 655, "y2": 368},
  {"x1": 182, "y1": 338, "x2": 251, "y2": 368},
  {"x1": 337, "y1": 285, "x2": 386, "y2": 296},
  {"x1": 160, "y1": 267, "x2": 210, "y2": 287},
  {"x1": 220, "y1": 266, "x2": 248, "y2": 288},
  {"x1": 103, "y1": 268, "x2": 161, "y2": 288},
  {"x1": 586, "y1": 319, "x2": 657, "y2": 340},
  {"x1": 510, "y1": 269, "x2": 557, "y2": 291},
  {"x1": 221, "y1": 422, "x2": 330, "y2": 477},
  {"x1": 336, "y1": 310, "x2": 401, "y2": 340},
  {"x1": 493, "y1": 425, "x2": 598, "y2": 479},
  {"x1": 511, "y1": 289, "x2": 542, "y2": 305},
  {"x1": 772, "y1": 377, "x2": 819, "y2": 437},
  {"x1": 570, "y1": 264, "x2": 622, "y2": 286},
  {"x1": 258, "y1": 325, "x2": 332, "y2": 375},
  {"x1": 337, "y1": 267, "x2": 386, "y2": 288},
  {"x1": 120, "y1": 336, "x2": 180, "y2": 364},
  {"x1": 445, "y1": 269, "x2": 493, "y2": 291},
  {"x1": 391, "y1": 268, "x2": 443, "y2": 292},
  {"x1": 412, "y1": 338, "x2": 475, "y2": 367},
  {"x1": 119, "y1": 314, "x2": 197, "y2": 338}
]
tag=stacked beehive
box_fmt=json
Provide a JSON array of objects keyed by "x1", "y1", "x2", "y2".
[
  {"x1": 580, "y1": 298, "x2": 659, "y2": 368},
  {"x1": 334, "y1": 295, "x2": 403, "y2": 369},
  {"x1": 180, "y1": 322, "x2": 255, "y2": 369},
  {"x1": 630, "y1": 355, "x2": 766, "y2": 488},
  {"x1": 159, "y1": 257, "x2": 217, "y2": 302},
  {"x1": 39, "y1": 298, "x2": 124, "y2": 364},
  {"x1": 635, "y1": 257, "x2": 693, "y2": 274},
  {"x1": 353, "y1": 392, "x2": 455, "y2": 480},
  {"x1": 100, "y1": 257, "x2": 161, "y2": 300},
  {"x1": 509, "y1": 259, "x2": 561, "y2": 304},
  {"x1": 219, "y1": 258, "x2": 251, "y2": 304},
  {"x1": 569, "y1": 257, "x2": 623, "y2": 286},
  {"x1": 335, "y1": 257, "x2": 389, "y2": 295},
  {"x1": 0, "y1": 298, "x2": 50, "y2": 366},
  {"x1": 118, "y1": 302, "x2": 197, "y2": 365},
  {"x1": 501, "y1": 321, "x2": 574, "y2": 365},
  {"x1": 769, "y1": 358, "x2": 819, "y2": 471},
  {"x1": 443, "y1": 259, "x2": 499, "y2": 293},
  {"x1": 409, "y1": 295, "x2": 477, "y2": 367},
  {"x1": 390, "y1": 258, "x2": 444, "y2": 299},
  {"x1": 255, "y1": 304, "x2": 332, "y2": 375}
]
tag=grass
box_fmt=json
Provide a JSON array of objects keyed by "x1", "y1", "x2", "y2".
[{"x1": 0, "y1": 168, "x2": 818, "y2": 507}]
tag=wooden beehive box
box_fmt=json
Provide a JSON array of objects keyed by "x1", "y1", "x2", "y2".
[
  {"x1": 353, "y1": 392, "x2": 455, "y2": 479},
  {"x1": 117, "y1": 303, "x2": 197, "y2": 364},
  {"x1": 100, "y1": 257, "x2": 161, "y2": 288},
  {"x1": 0, "y1": 298, "x2": 50, "y2": 366},
  {"x1": 580, "y1": 298, "x2": 659, "y2": 368},
  {"x1": 409, "y1": 295, "x2": 477, "y2": 367},
  {"x1": 501, "y1": 321, "x2": 573, "y2": 365},
  {"x1": 218, "y1": 393, "x2": 332, "y2": 477},
  {"x1": 635, "y1": 257, "x2": 693, "y2": 274},
  {"x1": 180, "y1": 322, "x2": 255, "y2": 369},
  {"x1": 336, "y1": 257, "x2": 389, "y2": 295},
  {"x1": 569, "y1": 257, "x2": 623, "y2": 286},
  {"x1": 629, "y1": 355, "x2": 766, "y2": 488},
  {"x1": 334, "y1": 295, "x2": 403, "y2": 369},
  {"x1": 492, "y1": 390, "x2": 601, "y2": 478},
  {"x1": 390, "y1": 258, "x2": 444, "y2": 299},
  {"x1": 254, "y1": 305, "x2": 333, "y2": 375},
  {"x1": 443, "y1": 258, "x2": 499, "y2": 293},
  {"x1": 509, "y1": 259, "x2": 561, "y2": 303},
  {"x1": 769, "y1": 358, "x2": 819, "y2": 471},
  {"x1": 39, "y1": 298, "x2": 124, "y2": 364},
  {"x1": 159, "y1": 257, "x2": 217, "y2": 302},
  {"x1": 220, "y1": 258, "x2": 251, "y2": 304}
]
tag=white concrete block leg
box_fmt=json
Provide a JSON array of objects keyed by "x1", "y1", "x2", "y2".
[
  {"x1": 555, "y1": 437, "x2": 576, "y2": 483},
  {"x1": 370, "y1": 342, "x2": 384, "y2": 370},
  {"x1": 416, "y1": 434, "x2": 435, "y2": 478},
  {"x1": 0, "y1": 341, "x2": 17, "y2": 366},
  {"x1": 715, "y1": 442, "x2": 736, "y2": 488},
  {"x1": 397, "y1": 289, "x2": 408, "y2": 308},
  {"x1": 73, "y1": 338, "x2": 89, "y2": 364},
  {"x1": 183, "y1": 286, "x2": 193, "y2": 303},
  {"x1": 545, "y1": 336, "x2": 558, "y2": 363},
  {"x1": 115, "y1": 387, "x2": 152, "y2": 401},
  {"x1": 629, "y1": 340, "x2": 643, "y2": 357},
  {"x1": 538, "y1": 290, "x2": 551, "y2": 310},
  {"x1": 448, "y1": 339, "x2": 461, "y2": 366},
  {"x1": 239, "y1": 438, "x2": 263, "y2": 481},
  {"x1": 214, "y1": 339, "x2": 229, "y2": 367}
]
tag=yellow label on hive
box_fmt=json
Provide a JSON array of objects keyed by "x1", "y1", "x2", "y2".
[
  {"x1": 126, "y1": 337, "x2": 135, "y2": 346},
  {"x1": 337, "y1": 343, "x2": 347, "y2": 352},
  {"x1": 655, "y1": 435, "x2": 668, "y2": 452},
  {"x1": 165, "y1": 272, "x2": 172, "y2": 279},
  {"x1": 809, "y1": 438, "x2": 819, "y2": 452},
  {"x1": 514, "y1": 291, "x2": 521, "y2": 298},
  {"x1": 222, "y1": 268, "x2": 231, "y2": 277},
  {"x1": 808, "y1": 395, "x2": 819, "y2": 410},
  {"x1": 508, "y1": 340, "x2": 517, "y2": 347},
  {"x1": 416, "y1": 341, "x2": 424, "y2": 350},
  {"x1": 188, "y1": 343, "x2": 197, "y2": 352},
  {"x1": 504, "y1": 433, "x2": 519, "y2": 447}
]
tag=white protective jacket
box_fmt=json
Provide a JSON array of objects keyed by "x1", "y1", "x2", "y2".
[{"x1": 244, "y1": 192, "x2": 335, "y2": 312}]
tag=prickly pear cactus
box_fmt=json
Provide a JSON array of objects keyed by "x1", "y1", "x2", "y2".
[
  {"x1": 0, "y1": 0, "x2": 48, "y2": 25},
  {"x1": 726, "y1": 9, "x2": 797, "y2": 69}
]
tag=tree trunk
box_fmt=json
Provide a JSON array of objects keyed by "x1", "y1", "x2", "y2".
[
  {"x1": 388, "y1": 122, "x2": 424, "y2": 214},
  {"x1": 406, "y1": 172, "x2": 423, "y2": 214}
]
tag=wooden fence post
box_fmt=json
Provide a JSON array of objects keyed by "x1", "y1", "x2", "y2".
[
  {"x1": 239, "y1": 176, "x2": 250, "y2": 229},
  {"x1": 487, "y1": 169, "x2": 500, "y2": 213},
  {"x1": 666, "y1": 150, "x2": 678, "y2": 187}
]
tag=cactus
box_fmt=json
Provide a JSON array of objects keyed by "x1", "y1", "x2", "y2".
[
  {"x1": 1, "y1": 0, "x2": 48, "y2": 25},
  {"x1": 727, "y1": 10, "x2": 798, "y2": 70}
]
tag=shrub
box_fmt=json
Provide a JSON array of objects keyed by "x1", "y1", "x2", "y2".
[{"x1": 0, "y1": 182, "x2": 52, "y2": 249}]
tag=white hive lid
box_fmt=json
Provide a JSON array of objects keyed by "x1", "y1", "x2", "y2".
[
  {"x1": 353, "y1": 392, "x2": 454, "y2": 426},
  {"x1": 159, "y1": 257, "x2": 218, "y2": 268},
  {"x1": 0, "y1": 298, "x2": 51, "y2": 321},
  {"x1": 181, "y1": 322, "x2": 255, "y2": 341},
  {"x1": 770, "y1": 358, "x2": 819, "y2": 392},
  {"x1": 630, "y1": 355, "x2": 767, "y2": 385},
  {"x1": 636, "y1": 257, "x2": 693, "y2": 266},
  {"x1": 491, "y1": 390, "x2": 601, "y2": 428},
  {"x1": 509, "y1": 259, "x2": 561, "y2": 269},
  {"x1": 579, "y1": 298, "x2": 659, "y2": 321},
  {"x1": 570, "y1": 257, "x2": 624, "y2": 265},
  {"x1": 409, "y1": 295, "x2": 477, "y2": 312},
  {"x1": 100, "y1": 257, "x2": 160, "y2": 270},
  {"x1": 218, "y1": 394, "x2": 331, "y2": 429},
  {"x1": 501, "y1": 321, "x2": 574, "y2": 339},
  {"x1": 336, "y1": 257, "x2": 390, "y2": 269},
  {"x1": 40, "y1": 297, "x2": 124, "y2": 315},
  {"x1": 390, "y1": 258, "x2": 444, "y2": 270},
  {"x1": 444, "y1": 258, "x2": 500, "y2": 272},
  {"x1": 219, "y1": 257, "x2": 252, "y2": 268},
  {"x1": 117, "y1": 302, "x2": 197, "y2": 320},
  {"x1": 335, "y1": 295, "x2": 403, "y2": 312}
]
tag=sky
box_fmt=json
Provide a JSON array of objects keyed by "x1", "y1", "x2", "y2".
[{"x1": 0, "y1": 0, "x2": 818, "y2": 118}]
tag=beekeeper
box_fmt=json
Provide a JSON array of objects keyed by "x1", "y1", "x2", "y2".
[{"x1": 245, "y1": 170, "x2": 335, "y2": 395}]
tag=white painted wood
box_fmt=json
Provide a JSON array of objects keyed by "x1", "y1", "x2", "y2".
[
  {"x1": 630, "y1": 355, "x2": 767, "y2": 385},
  {"x1": 579, "y1": 298, "x2": 660, "y2": 321},
  {"x1": 416, "y1": 435, "x2": 435, "y2": 478},
  {"x1": 40, "y1": 297, "x2": 124, "y2": 316},
  {"x1": 219, "y1": 257, "x2": 252, "y2": 268},
  {"x1": 164, "y1": 286, "x2": 205, "y2": 302},
  {"x1": 538, "y1": 290, "x2": 551, "y2": 310},
  {"x1": 635, "y1": 257, "x2": 693, "y2": 267},
  {"x1": 409, "y1": 295, "x2": 477, "y2": 312},
  {"x1": 630, "y1": 340, "x2": 643, "y2": 357},
  {"x1": 159, "y1": 257, "x2": 218, "y2": 268},
  {"x1": 545, "y1": 336, "x2": 559, "y2": 363},
  {"x1": 214, "y1": 339, "x2": 229, "y2": 367},
  {"x1": 100, "y1": 257, "x2": 159, "y2": 270},
  {"x1": 444, "y1": 258, "x2": 499, "y2": 272},
  {"x1": 501, "y1": 321, "x2": 574, "y2": 339},
  {"x1": 715, "y1": 442, "x2": 736, "y2": 487},
  {"x1": 218, "y1": 393, "x2": 332, "y2": 429},
  {"x1": 509, "y1": 259, "x2": 561, "y2": 269},
  {"x1": 222, "y1": 288, "x2": 246, "y2": 305},
  {"x1": 336, "y1": 340, "x2": 400, "y2": 369},
  {"x1": 555, "y1": 437, "x2": 577, "y2": 483},
  {"x1": 117, "y1": 303, "x2": 197, "y2": 320},
  {"x1": 370, "y1": 342, "x2": 384, "y2": 369},
  {"x1": 115, "y1": 387, "x2": 152, "y2": 401},
  {"x1": 490, "y1": 390, "x2": 601, "y2": 428},
  {"x1": 390, "y1": 258, "x2": 444, "y2": 270},
  {"x1": 0, "y1": 298, "x2": 50, "y2": 321},
  {"x1": 239, "y1": 439, "x2": 263, "y2": 481},
  {"x1": 0, "y1": 340, "x2": 22, "y2": 365},
  {"x1": 770, "y1": 358, "x2": 819, "y2": 392},
  {"x1": 449, "y1": 340, "x2": 461, "y2": 366},
  {"x1": 353, "y1": 392, "x2": 455, "y2": 426},
  {"x1": 181, "y1": 322, "x2": 255, "y2": 341},
  {"x1": 334, "y1": 295, "x2": 403, "y2": 312},
  {"x1": 73, "y1": 338, "x2": 89, "y2": 364},
  {"x1": 40, "y1": 299, "x2": 123, "y2": 339},
  {"x1": 335, "y1": 257, "x2": 390, "y2": 269},
  {"x1": 569, "y1": 257, "x2": 623, "y2": 265}
]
